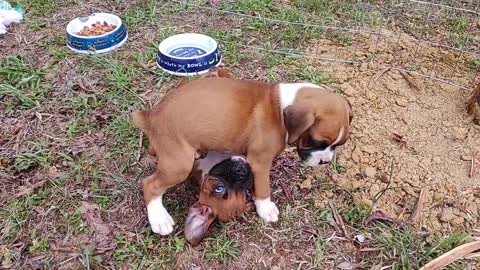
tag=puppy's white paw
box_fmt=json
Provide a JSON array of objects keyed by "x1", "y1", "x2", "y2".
[
  {"x1": 147, "y1": 197, "x2": 175, "y2": 235},
  {"x1": 255, "y1": 198, "x2": 279, "y2": 223}
]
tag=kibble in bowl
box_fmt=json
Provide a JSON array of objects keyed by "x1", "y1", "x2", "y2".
[
  {"x1": 66, "y1": 13, "x2": 128, "y2": 54},
  {"x1": 77, "y1": 21, "x2": 117, "y2": 37}
]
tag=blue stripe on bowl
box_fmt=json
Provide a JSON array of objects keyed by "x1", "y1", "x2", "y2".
[
  {"x1": 66, "y1": 24, "x2": 127, "y2": 52},
  {"x1": 157, "y1": 48, "x2": 222, "y2": 74}
]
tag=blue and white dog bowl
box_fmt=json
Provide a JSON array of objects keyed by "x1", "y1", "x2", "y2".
[
  {"x1": 66, "y1": 13, "x2": 128, "y2": 54},
  {"x1": 156, "y1": 33, "x2": 222, "y2": 76}
]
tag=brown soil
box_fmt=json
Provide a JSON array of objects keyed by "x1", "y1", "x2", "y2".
[{"x1": 307, "y1": 33, "x2": 480, "y2": 231}]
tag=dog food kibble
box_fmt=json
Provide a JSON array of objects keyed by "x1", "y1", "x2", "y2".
[{"x1": 76, "y1": 21, "x2": 116, "y2": 36}]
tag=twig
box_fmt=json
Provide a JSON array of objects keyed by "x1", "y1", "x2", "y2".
[
  {"x1": 398, "y1": 69, "x2": 422, "y2": 91},
  {"x1": 408, "y1": 188, "x2": 426, "y2": 229},
  {"x1": 419, "y1": 240, "x2": 480, "y2": 270},
  {"x1": 372, "y1": 158, "x2": 395, "y2": 208},
  {"x1": 77, "y1": 79, "x2": 93, "y2": 93},
  {"x1": 278, "y1": 178, "x2": 293, "y2": 202},
  {"x1": 469, "y1": 153, "x2": 477, "y2": 178},
  {"x1": 365, "y1": 210, "x2": 405, "y2": 227},
  {"x1": 370, "y1": 66, "x2": 391, "y2": 83},
  {"x1": 392, "y1": 132, "x2": 408, "y2": 149},
  {"x1": 329, "y1": 200, "x2": 347, "y2": 237}
]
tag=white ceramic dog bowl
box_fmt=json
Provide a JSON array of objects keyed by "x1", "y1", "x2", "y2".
[
  {"x1": 156, "y1": 33, "x2": 222, "y2": 76},
  {"x1": 66, "y1": 13, "x2": 128, "y2": 54}
]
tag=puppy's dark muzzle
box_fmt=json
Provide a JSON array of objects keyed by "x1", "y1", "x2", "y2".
[{"x1": 297, "y1": 149, "x2": 311, "y2": 161}]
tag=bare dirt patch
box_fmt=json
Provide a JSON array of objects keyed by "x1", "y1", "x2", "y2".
[{"x1": 307, "y1": 33, "x2": 480, "y2": 231}]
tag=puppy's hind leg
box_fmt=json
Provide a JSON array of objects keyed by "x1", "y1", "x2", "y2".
[{"x1": 144, "y1": 148, "x2": 195, "y2": 235}]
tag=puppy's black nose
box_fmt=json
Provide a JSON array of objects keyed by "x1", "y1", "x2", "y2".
[{"x1": 318, "y1": 160, "x2": 328, "y2": 165}]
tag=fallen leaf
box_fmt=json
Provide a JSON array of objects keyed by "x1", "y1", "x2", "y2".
[
  {"x1": 90, "y1": 111, "x2": 111, "y2": 124},
  {"x1": 80, "y1": 201, "x2": 112, "y2": 249},
  {"x1": 365, "y1": 210, "x2": 404, "y2": 226},
  {"x1": 299, "y1": 178, "x2": 312, "y2": 189},
  {"x1": 47, "y1": 166, "x2": 61, "y2": 178}
]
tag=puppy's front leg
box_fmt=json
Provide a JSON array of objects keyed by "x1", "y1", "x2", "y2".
[{"x1": 247, "y1": 156, "x2": 279, "y2": 223}]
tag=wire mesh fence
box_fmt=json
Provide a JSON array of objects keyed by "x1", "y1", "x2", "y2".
[{"x1": 167, "y1": 0, "x2": 480, "y2": 90}]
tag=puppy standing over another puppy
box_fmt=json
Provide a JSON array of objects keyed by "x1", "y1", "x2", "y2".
[{"x1": 132, "y1": 68, "x2": 353, "y2": 235}]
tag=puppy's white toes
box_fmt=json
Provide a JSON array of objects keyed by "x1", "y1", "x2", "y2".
[
  {"x1": 255, "y1": 198, "x2": 279, "y2": 223},
  {"x1": 149, "y1": 207, "x2": 175, "y2": 235},
  {"x1": 147, "y1": 197, "x2": 176, "y2": 235}
]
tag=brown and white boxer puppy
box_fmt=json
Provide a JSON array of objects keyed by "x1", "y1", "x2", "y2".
[
  {"x1": 185, "y1": 152, "x2": 253, "y2": 246},
  {"x1": 132, "y1": 69, "x2": 353, "y2": 235}
]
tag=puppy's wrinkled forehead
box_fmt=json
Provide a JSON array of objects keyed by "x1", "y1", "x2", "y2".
[
  {"x1": 208, "y1": 156, "x2": 253, "y2": 190},
  {"x1": 297, "y1": 87, "x2": 351, "y2": 141}
]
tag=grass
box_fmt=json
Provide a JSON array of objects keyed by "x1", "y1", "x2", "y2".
[
  {"x1": 1, "y1": 187, "x2": 50, "y2": 241},
  {"x1": 122, "y1": 1, "x2": 159, "y2": 32},
  {"x1": 0, "y1": 55, "x2": 48, "y2": 110},
  {"x1": 206, "y1": 30, "x2": 244, "y2": 65},
  {"x1": 448, "y1": 16, "x2": 472, "y2": 48},
  {"x1": 296, "y1": 67, "x2": 335, "y2": 85},
  {"x1": 19, "y1": 0, "x2": 56, "y2": 15},
  {"x1": 205, "y1": 235, "x2": 241, "y2": 263},
  {"x1": 29, "y1": 229, "x2": 50, "y2": 253},
  {"x1": 372, "y1": 225, "x2": 470, "y2": 270},
  {"x1": 14, "y1": 143, "x2": 52, "y2": 172}
]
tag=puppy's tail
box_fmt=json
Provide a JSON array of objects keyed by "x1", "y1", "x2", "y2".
[{"x1": 131, "y1": 110, "x2": 147, "y2": 131}]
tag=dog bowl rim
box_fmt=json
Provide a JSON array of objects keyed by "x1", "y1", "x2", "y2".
[
  {"x1": 66, "y1": 12, "x2": 123, "y2": 39},
  {"x1": 157, "y1": 33, "x2": 219, "y2": 60},
  {"x1": 66, "y1": 32, "x2": 128, "y2": 54},
  {"x1": 155, "y1": 58, "x2": 223, "y2": 77}
]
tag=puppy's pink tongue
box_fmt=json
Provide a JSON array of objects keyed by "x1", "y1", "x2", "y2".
[{"x1": 184, "y1": 204, "x2": 214, "y2": 247}]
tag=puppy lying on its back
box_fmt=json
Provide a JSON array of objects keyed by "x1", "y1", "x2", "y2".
[{"x1": 185, "y1": 151, "x2": 253, "y2": 246}]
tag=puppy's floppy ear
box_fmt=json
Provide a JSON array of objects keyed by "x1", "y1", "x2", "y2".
[{"x1": 283, "y1": 105, "x2": 315, "y2": 144}]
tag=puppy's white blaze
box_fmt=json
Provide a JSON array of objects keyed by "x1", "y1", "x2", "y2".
[
  {"x1": 278, "y1": 83, "x2": 321, "y2": 143},
  {"x1": 254, "y1": 197, "x2": 279, "y2": 223},
  {"x1": 147, "y1": 195, "x2": 175, "y2": 235},
  {"x1": 278, "y1": 83, "x2": 321, "y2": 111},
  {"x1": 230, "y1": 155, "x2": 247, "y2": 162},
  {"x1": 304, "y1": 127, "x2": 345, "y2": 166}
]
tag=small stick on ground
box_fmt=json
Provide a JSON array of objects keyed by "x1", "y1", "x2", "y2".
[
  {"x1": 370, "y1": 66, "x2": 391, "y2": 83},
  {"x1": 398, "y1": 69, "x2": 422, "y2": 91},
  {"x1": 408, "y1": 188, "x2": 426, "y2": 229},
  {"x1": 392, "y1": 132, "x2": 408, "y2": 149},
  {"x1": 278, "y1": 179, "x2": 293, "y2": 202},
  {"x1": 419, "y1": 240, "x2": 480, "y2": 270},
  {"x1": 329, "y1": 200, "x2": 347, "y2": 237},
  {"x1": 469, "y1": 153, "x2": 477, "y2": 178},
  {"x1": 77, "y1": 79, "x2": 93, "y2": 93},
  {"x1": 365, "y1": 210, "x2": 405, "y2": 227}
]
